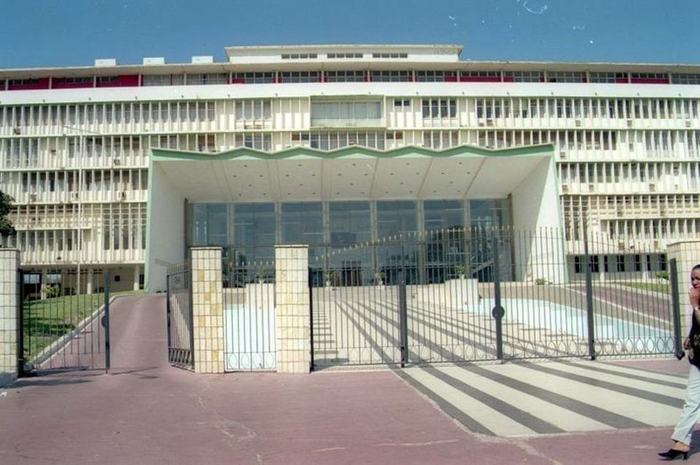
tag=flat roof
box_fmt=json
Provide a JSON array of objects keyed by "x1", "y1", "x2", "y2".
[{"x1": 1, "y1": 43, "x2": 699, "y2": 77}]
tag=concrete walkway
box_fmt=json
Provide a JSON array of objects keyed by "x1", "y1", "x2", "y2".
[{"x1": 0, "y1": 295, "x2": 695, "y2": 465}]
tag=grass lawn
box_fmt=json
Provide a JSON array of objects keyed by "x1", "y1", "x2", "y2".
[
  {"x1": 22, "y1": 290, "x2": 144, "y2": 362},
  {"x1": 619, "y1": 281, "x2": 669, "y2": 294}
]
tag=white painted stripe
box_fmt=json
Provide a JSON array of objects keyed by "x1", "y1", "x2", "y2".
[
  {"x1": 549, "y1": 361, "x2": 686, "y2": 397},
  {"x1": 404, "y1": 367, "x2": 537, "y2": 437},
  {"x1": 437, "y1": 365, "x2": 613, "y2": 433},
  {"x1": 481, "y1": 363, "x2": 681, "y2": 427},
  {"x1": 570, "y1": 360, "x2": 687, "y2": 382}
]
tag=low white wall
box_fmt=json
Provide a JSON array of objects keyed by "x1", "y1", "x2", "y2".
[
  {"x1": 511, "y1": 156, "x2": 568, "y2": 284},
  {"x1": 146, "y1": 163, "x2": 186, "y2": 292}
]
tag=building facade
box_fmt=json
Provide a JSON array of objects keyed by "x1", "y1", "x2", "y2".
[{"x1": 0, "y1": 44, "x2": 699, "y2": 292}]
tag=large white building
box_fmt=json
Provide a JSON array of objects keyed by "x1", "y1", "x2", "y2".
[{"x1": 0, "y1": 44, "x2": 699, "y2": 292}]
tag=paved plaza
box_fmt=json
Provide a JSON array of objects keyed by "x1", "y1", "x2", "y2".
[{"x1": 0, "y1": 295, "x2": 694, "y2": 465}]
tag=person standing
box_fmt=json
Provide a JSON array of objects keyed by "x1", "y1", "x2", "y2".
[{"x1": 659, "y1": 264, "x2": 700, "y2": 460}]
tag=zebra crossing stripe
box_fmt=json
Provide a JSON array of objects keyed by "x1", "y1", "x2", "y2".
[
  {"x1": 520, "y1": 361, "x2": 684, "y2": 408},
  {"x1": 434, "y1": 365, "x2": 612, "y2": 433},
  {"x1": 402, "y1": 366, "x2": 537, "y2": 437},
  {"x1": 398, "y1": 361, "x2": 676, "y2": 436}
]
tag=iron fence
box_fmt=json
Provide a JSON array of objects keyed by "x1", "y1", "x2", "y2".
[
  {"x1": 309, "y1": 226, "x2": 680, "y2": 369},
  {"x1": 19, "y1": 269, "x2": 111, "y2": 374}
]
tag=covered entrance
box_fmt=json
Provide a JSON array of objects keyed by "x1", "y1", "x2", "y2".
[{"x1": 145, "y1": 143, "x2": 563, "y2": 370}]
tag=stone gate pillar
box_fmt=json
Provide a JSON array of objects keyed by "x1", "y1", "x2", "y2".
[
  {"x1": 275, "y1": 245, "x2": 310, "y2": 374},
  {"x1": 191, "y1": 247, "x2": 225, "y2": 374},
  {"x1": 0, "y1": 249, "x2": 20, "y2": 387},
  {"x1": 667, "y1": 241, "x2": 700, "y2": 338}
]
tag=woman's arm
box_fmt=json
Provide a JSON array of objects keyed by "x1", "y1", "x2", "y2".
[{"x1": 691, "y1": 287, "x2": 700, "y2": 324}]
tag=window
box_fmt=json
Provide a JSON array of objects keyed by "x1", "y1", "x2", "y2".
[
  {"x1": 186, "y1": 73, "x2": 228, "y2": 85},
  {"x1": 616, "y1": 255, "x2": 625, "y2": 272},
  {"x1": 280, "y1": 53, "x2": 318, "y2": 60},
  {"x1": 421, "y1": 99, "x2": 456, "y2": 118},
  {"x1": 459, "y1": 71, "x2": 500, "y2": 82},
  {"x1": 422, "y1": 131, "x2": 459, "y2": 149},
  {"x1": 326, "y1": 52, "x2": 363, "y2": 59},
  {"x1": 630, "y1": 72, "x2": 669, "y2": 84},
  {"x1": 590, "y1": 72, "x2": 616, "y2": 83},
  {"x1": 547, "y1": 72, "x2": 586, "y2": 83},
  {"x1": 504, "y1": 71, "x2": 542, "y2": 82},
  {"x1": 142, "y1": 74, "x2": 185, "y2": 86},
  {"x1": 232, "y1": 72, "x2": 274, "y2": 84},
  {"x1": 672, "y1": 74, "x2": 700, "y2": 85},
  {"x1": 234, "y1": 133, "x2": 272, "y2": 151},
  {"x1": 310, "y1": 101, "x2": 382, "y2": 124},
  {"x1": 371, "y1": 52, "x2": 408, "y2": 59},
  {"x1": 235, "y1": 100, "x2": 272, "y2": 121},
  {"x1": 309, "y1": 131, "x2": 384, "y2": 150},
  {"x1": 370, "y1": 71, "x2": 411, "y2": 82},
  {"x1": 393, "y1": 99, "x2": 410, "y2": 108},
  {"x1": 415, "y1": 71, "x2": 457, "y2": 82},
  {"x1": 279, "y1": 71, "x2": 320, "y2": 83},
  {"x1": 325, "y1": 71, "x2": 365, "y2": 82}
]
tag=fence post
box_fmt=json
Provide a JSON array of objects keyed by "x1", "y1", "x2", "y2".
[
  {"x1": 165, "y1": 274, "x2": 172, "y2": 361},
  {"x1": 308, "y1": 267, "x2": 315, "y2": 372},
  {"x1": 492, "y1": 233, "x2": 504, "y2": 361},
  {"x1": 398, "y1": 268, "x2": 408, "y2": 368},
  {"x1": 584, "y1": 235, "x2": 596, "y2": 361},
  {"x1": 103, "y1": 271, "x2": 111, "y2": 374},
  {"x1": 670, "y1": 258, "x2": 684, "y2": 359},
  {"x1": 17, "y1": 269, "x2": 25, "y2": 378}
]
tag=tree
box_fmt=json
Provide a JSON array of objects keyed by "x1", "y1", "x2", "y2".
[{"x1": 0, "y1": 190, "x2": 15, "y2": 243}]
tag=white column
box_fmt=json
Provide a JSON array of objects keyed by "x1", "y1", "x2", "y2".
[
  {"x1": 86, "y1": 268, "x2": 94, "y2": 295},
  {"x1": 133, "y1": 265, "x2": 140, "y2": 291},
  {"x1": 40, "y1": 268, "x2": 48, "y2": 300}
]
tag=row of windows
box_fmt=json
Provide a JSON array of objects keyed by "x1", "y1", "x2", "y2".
[
  {"x1": 6, "y1": 168, "x2": 148, "y2": 194},
  {"x1": 605, "y1": 220, "x2": 700, "y2": 240},
  {"x1": 0, "y1": 101, "x2": 217, "y2": 127},
  {"x1": 561, "y1": 194, "x2": 700, "y2": 241},
  {"x1": 473, "y1": 98, "x2": 699, "y2": 120},
  {"x1": 573, "y1": 254, "x2": 666, "y2": 273},
  {"x1": 4, "y1": 130, "x2": 699, "y2": 170},
  {"x1": 4, "y1": 70, "x2": 700, "y2": 89},
  {"x1": 559, "y1": 162, "x2": 700, "y2": 184},
  {"x1": 2, "y1": 129, "x2": 699, "y2": 165},
  {"x1": 2, "y1": 97, "x2": 699, "y2": 131},
  {"x1": 565, "y1": 194, "x2": 700, "y2": 212},
  {"x1": 14, "y1": 219, "x2": 146, "y2": 252}
]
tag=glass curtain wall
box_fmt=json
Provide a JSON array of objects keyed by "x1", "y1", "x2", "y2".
[{"x1": 188, "y1": 199, "x2": 512, "y2": 283}]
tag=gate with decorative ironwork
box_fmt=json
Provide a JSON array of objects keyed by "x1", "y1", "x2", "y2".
[
  {"x1": 166, "y1": 264, "x2": 194, "y2": 369},
  {"x1": 222, "y1": 251, "x2": 277, "y2": 371}
]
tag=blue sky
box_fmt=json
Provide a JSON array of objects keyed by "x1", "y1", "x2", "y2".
[{"x1": 0, "y1": 0, "x2": 698, "y2": 68}]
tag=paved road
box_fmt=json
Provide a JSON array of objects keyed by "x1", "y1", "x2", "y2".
[{"x1": 1, "y1": 295, "x2": 696, "y2": 465}]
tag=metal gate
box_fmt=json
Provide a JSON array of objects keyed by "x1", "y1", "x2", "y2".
[
  {"x1": 310, "y1": 227, "x2": 681, "y2": 370},
  {"x1": 19, "y1": 269, "x2": 111, "y2": 374},
  {"x1": 166, "y1": 265, "x2": 194, "y2": 369},
  {"x1": 222, "y1": 252, "x2": 276, "y2": 371}
]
